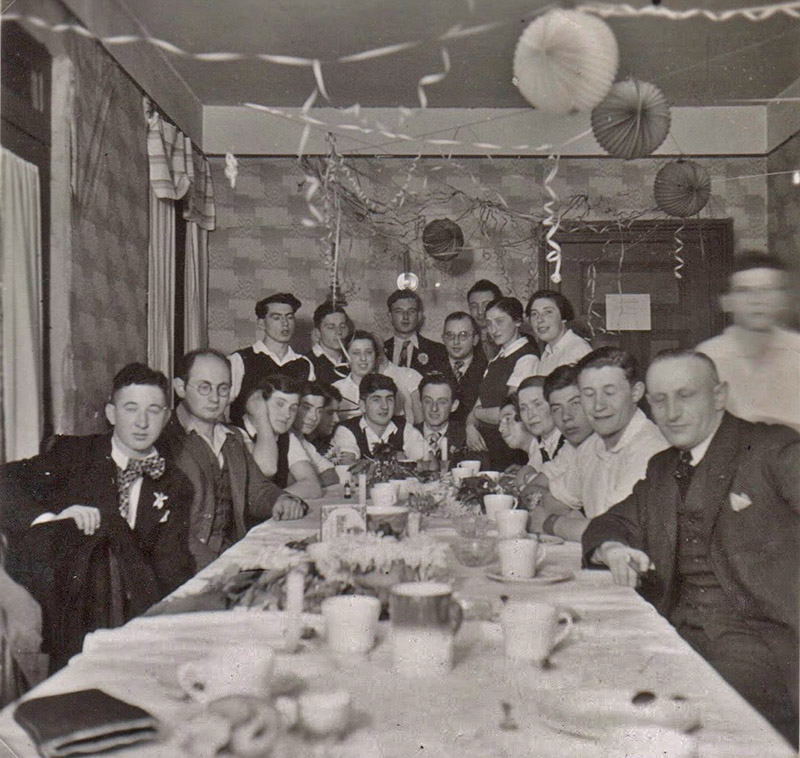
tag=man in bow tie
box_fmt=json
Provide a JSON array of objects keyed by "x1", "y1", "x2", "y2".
[
  {"x1": 583, "y1": 350, "x2": 799, "y2": 747},
  {"x1": 0, "y1": 363, "x2": 195, "y2": 668}
]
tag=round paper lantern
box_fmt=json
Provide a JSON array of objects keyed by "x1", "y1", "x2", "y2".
[
  {"x1": 396, "y1": 272, "x2": 419, "y2": 291},
  {"x1": 422, "y1": 218, "x2": 464, "y2": 262},
  {"x1": 654, "y1": 160, "x2": 711, "y2": 218},
  {"x1": 513, "y1": 9, "x2": 619, "y2": 114},
  {"x1": 591, "y1": 79, "x2": 671, "y2": 159}
]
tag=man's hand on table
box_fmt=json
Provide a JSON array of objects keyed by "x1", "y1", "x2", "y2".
[
  {"x1": 272, "y1": 493, "x2": 308, "y2": 521},
  {"x1": 596, "y1": 541, "x2": 654, "y2": 587}
]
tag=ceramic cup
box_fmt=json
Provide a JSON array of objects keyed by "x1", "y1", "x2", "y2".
[
  {"x1": 451, "y1": 468, "x2": 469, "y2": 487},
  {"x1": 457, "y1": 460, "x2": 482, "y2": 476},
  {"x1": 389, "y1": 582, "x2": 463, "y2": 676},
  {"x1": 321, "y1": 595, "x2": 381, "y2": 654},
  {"x1": 177, "y1": 645, "x2": 275, "y2": 703},
  {"x1": 500, "y1": 600, "x2": 574, "y2": 664},
  {"x1": 483, "y1": 493, "x2": 517, "y2": 522},
  {"x1": 495, "y1": 509, "x2": 529, "y2": 539},
  {"x1": 371, "y1": 482, "x2": 398, "y2": 508},
  {"x1": 497, "y1": 537, "x2": 546, "y2": 579},
  {"x1": 390, "y1": 478, "x2": 411, "y2": 500},
  {"x1": 335, "y1": 464, "x2": 351, "y2": 485}
]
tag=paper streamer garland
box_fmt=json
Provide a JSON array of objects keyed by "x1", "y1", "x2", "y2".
[
  {"x1": 591, "y1": 80, "x2": 671, "y2": 159},
  {"x1": 422, "y1": 218, "x2": 464, "y2": 261},
  {"x1": 513, "y1": 9, "x2": 619, "y2": 114},
  {"x1": 542, "y1": 156, "x2": 563, "y2": 284},
  {"x1": 654, "y1": 160, "x2": 711, "y2": 217}
]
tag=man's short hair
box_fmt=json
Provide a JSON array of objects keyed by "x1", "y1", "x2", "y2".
[
  {"x1": 111, "y1": 362, "x2": 169, "y2": 402},
  {"x1": 255, "y1": 293, "x2": 302, "y2": 319},
  {"x1": 387, "y1": 289, "x2": 422, "y2": 311},
  {"x1": 419, "y1": 371, "x2": 456, "y2": 398},
  {"x1": 468, "y1": 279, "x2": 502, "y2": 301},
  {"x1": 245, "y1": 374, "x2": 303, "y2": 405},
  {"x1": 359, "y1": 373, "x2": 397, "y2": 401},
  {"x1": 543, "y1": 363, "x2": 580, "y2": 401},
  {"x1": 502, "y1": 393, "x2": 521, "y2": 420},
  {"x1": 175, "y1": 348, "x2": 230, "y2": 382},
  {"x1": 517, "y1": 375, "x2": 547, "y2": 395},
  {"x1": 648, "y1": 348, "x2": 721, "y2": 384},
  {"x1": 731, "y1": 250, "x2": 787, "y2": 278},
  {"x1": 524, "y1": 289, "x2": 575, "y2": 321},
  {"x1": 485, "y1": 296, "x2": 524, "y2": 323},
  {"x1": 348, "y1": 329, "x2": 380, "y2": 355},
  {"x1": 443, "y1": 311, "x2": 479, "y2": 334},
  {"x1": 301, "y1": 380, "x2": 342, "y2": 406},
  {"x1": 312, "y1": 301, "x2": 348, "y2": 329},
  {"x1": 576, "y1": 346, "x2": 640, "y2": 385}
]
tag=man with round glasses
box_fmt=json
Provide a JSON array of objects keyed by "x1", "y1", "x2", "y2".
[
  {"x1": 160, "y1": 349, "x2": 306, "y2": 570},
  {"x1": 441, "y1": 311, "x2": 487, "y2": 432}
]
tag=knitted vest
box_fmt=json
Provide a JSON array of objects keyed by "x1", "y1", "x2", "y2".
[{"x1": 340, "y1": 416, "x2": 407, "y2": 459}]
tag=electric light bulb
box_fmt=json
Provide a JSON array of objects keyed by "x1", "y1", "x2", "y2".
[{"x1": 792, "y1": 170, "x2": 800, "y2": 186}]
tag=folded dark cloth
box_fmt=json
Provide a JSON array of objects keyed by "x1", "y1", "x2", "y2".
[{"x1": 14, "y1": 688, "x2": 158, "y2": 757}]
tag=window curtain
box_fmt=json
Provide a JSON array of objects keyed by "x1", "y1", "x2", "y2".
[
  {"x1": 0, "y1": 148, "x2": 43, "y2": 462},
  {"x1": 145, "y1": 99, "x2": 214, "y2": 377}
]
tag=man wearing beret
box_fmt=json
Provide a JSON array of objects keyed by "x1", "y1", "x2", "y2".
[{"x1": 229, "y1": 293, "x2": 315, "y2": 427}]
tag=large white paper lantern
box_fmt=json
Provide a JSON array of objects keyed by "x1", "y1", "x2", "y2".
[{"x1": 513, "y1": 9, "x2": 619, "y2": 114}]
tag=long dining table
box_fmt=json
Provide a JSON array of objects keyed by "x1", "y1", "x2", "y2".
[{"x1": 0, "y1": 485, "x2": 794, "y2": 758}]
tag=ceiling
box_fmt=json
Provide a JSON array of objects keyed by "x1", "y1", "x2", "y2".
[{"x1": 115, "y1": 0, "x2": 800, "y2": 110}]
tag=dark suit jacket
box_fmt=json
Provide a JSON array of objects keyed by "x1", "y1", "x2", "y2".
[
  {"x1": 583, "y1": 413, "x2": 800, "y2": 637},
  {"x1": 415, "y1": 421, "x2": 468, "y2": 461},
  {"x1": 443, "y1": 352, "x2": 488, "y2": 430},
  {"x1": 158, "y1": 413, "x2": 282, "y2": 569},
  {"x1": 385, "y1": 334, "x2": 448, "y2": 376}
]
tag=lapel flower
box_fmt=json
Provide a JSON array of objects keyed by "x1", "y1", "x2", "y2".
[
  {"x1": 418, "y1": 352, "x2": 429, "y2": 365},
  {"x1": 729, "y1": 491, "x2": 752, "y2": 512},
  {"x1": 159, "y1": 510, "x2": 170, "y2": 524},
  {"x1": 153, "y1": 492, "x2": 168, "y2": 510}
]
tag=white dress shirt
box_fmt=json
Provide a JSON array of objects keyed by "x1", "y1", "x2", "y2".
[
  {"x1": 501, "y1": 337, "x2": 540, "y2": 389},
  {"x1": 536, "y1": 329, "x2": 592, "y2": 376},
  {"x1": 526, "y1": 427, "x2": 564, "y2": 472},
  {"x1": 331, "y1": 417, "x2": 426, "y2": 461},
  {"x1": 229, "y1": 340, "x2": 315, "y2": 401},
  {"x1": 391, "y1": 333, "x2": 419, "y2": 367}
]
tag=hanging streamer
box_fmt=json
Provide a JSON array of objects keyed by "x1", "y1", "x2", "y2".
[
  {"x1": 673, "y1": 224, "x2": 686, "y2": 279},
  {"x1": 417, "y1": 48, "x2": 451, "y2": 109},
  {"x1": 542, "y1": 156, "x2": 563, "y2": 284},
  {"x1": 578, "y1": 1, "x2": 800, "y2": 21},
  {"x1": 224, "y1": 152, "x2": 238, "y2": 188}
]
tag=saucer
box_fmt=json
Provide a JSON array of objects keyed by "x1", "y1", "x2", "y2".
[{"x1": 485, "y1": 567, "x2": 574, "y2": 585}]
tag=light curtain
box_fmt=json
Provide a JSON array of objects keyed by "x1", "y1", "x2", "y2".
[
  {"x1": 0, "y1": 148, "x2": 43, "y2": 462},
  {"x1": 146, "y1": 188, "x2": 175, "y2": 380}
]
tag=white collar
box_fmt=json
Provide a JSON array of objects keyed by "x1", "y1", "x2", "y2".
[
  {"x1": 395, "y1": 333, "x2": 419, "y2": 348},
  {"x1": 687, "y1": 414, "x2": 725, "y2": 465},
  {"x1": 312, "y1": 343, "x2": 342, "y2": 362},
  {"x1": 359, "y1": 415, "x2": 398, "y2": 441},
  {"x1": 449, "y1": 355, "x2": 472, "y2": 370},
  {"x1": 253, "y1": 339, "x2": 301, "y2": 363},
  {"x1": 496, "y1": 336, "x2": 528, "y2": 359},
  {"x1": 600, "y1": 408, "x2": 650, "y2": 455},
  {"x1": 423, "y1": 422, "x2": 448, "y2": 437},
  {"x1": 539, "y1": 426, "x2": 561, "y2": 453},
  {"x1": 111, "y1": 434, "x2": 157, "y2": 470},
  {"x1": 176, "y1": 403, "x2": 233, "y2": 443}
]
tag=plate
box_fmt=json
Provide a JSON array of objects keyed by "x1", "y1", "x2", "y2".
[
  {"x1": 485, "y1": 567, "x2": 574, "y2": 585},
  {"x1": 535, "y1": 688, "x2": 702, "y2": 739}
]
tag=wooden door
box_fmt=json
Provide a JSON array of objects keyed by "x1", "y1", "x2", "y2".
[{"x1": 538, "y1": 219, "x2": 734, "y2": 375}]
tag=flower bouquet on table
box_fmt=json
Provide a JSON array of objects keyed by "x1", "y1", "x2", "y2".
[{"x1": 346, "y1": 443, "x2": 416, "y2": 488}]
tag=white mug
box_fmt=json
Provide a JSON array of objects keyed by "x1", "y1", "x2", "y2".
[
  {"x1": 177, "y1": 645, "x2": 275, "y2": 703},
  {"x1": 496, "y1": 509, "x2": 529, "y2": 539},
  {"x1": 497, "y1": 537, "x2": 546, "y2": 579},
  {"x1": 322, "y1": 595, "x2": 381, "y2": 654},
  {"x1": 457, "y1": 460, "x2": 481, "y2": 476},
  {"x1": 371, "y1": 482, "x2": 397, "y2": 508},
  {"x1": 483, "y1": 493, "x2": 517, "y2": 522},
  {"x1": 500, "y1": 600, "x2": 574, "y2": 664}
]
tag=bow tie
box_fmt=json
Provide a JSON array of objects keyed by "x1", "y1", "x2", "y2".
[{"x1": 125, "y1": 455, "x2": 166, "y2": 480}]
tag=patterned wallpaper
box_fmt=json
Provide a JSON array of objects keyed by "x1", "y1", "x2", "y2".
[
  {"x1": 64, "y1": 31, "x2": 150, "y2": 433},
  {"x1": 207, "y1": 155, "x2": 768, "y2": 355},
  {"x1": 767, "y1": 130, "x2": 800, "y2": 268}
]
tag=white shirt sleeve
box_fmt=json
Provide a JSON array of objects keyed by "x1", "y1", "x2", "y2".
[
  {"x1": 548, "y1": 451, "x2": 584, "y2": 510},
  {"x1": 507, "y1": 354, "x2": 540, "y2": 390},
  {"x1": 229, "y1": 351, "x2": 245, "y2": 402},
  {"x1": 403, "y1": 425, "x2": 427, "y2": 462},
  {"x1": 301, "y1": 438, "x2": 334, "y2": 474},
  {"x1": 332, "y1": 424, "x2": 360, "y2": 458},
  {"x1": 288, "y1": 434, "x2": 311, "y2": 467}
]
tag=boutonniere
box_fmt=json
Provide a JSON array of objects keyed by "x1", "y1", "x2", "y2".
[
  {"x1": 158, "y1": 510, "x2": 170, "y2": 524},
  {"x1": 153, "y1": 492, "x2": 168, "y2": 510},
  {"x1": 418, "y1": 352, "x2": 429, "y2": 366},
  {"x1": 729, "y1": 491, "x2": 752, "y2": 512}
]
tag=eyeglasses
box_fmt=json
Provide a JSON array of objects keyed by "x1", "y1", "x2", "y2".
[
  {"x1": 443, "y1": 331, "x2": 474, "y2": 342},
  {"x1": 187, "y1": 381, "x2": 231, "y2": 397}
]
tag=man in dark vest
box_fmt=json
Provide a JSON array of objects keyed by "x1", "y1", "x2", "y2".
[
  {"x1": 441, "y1": 311, "x2": 487, "y2": 431},
  {"x1": 583, "y1": 350, "x2": 799, "y2": 747},
  {"x1": 330, "y1": 373, "x2": 425, "y2": 462},
  {"x1": 159, "y1": 349, "x2": 306, "y2": 571},
  {"x1": 384, "y1": 290, "x2": 448, "y2": 376},
  {"x1": 306, "y1": 301, "x2": 350, "y2": 386},
  {"x1": 228, "y1": 292, "x2": 315, "y2": 426}
]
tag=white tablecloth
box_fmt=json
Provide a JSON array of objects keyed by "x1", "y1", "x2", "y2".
[{"x1": 0, "y1": 488, "x2": 793, "y2": 758}]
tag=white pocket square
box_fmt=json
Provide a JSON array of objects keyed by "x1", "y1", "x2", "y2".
[
  {"x1": 158, "y1": 510, "x2": 170, "y2": 523},
  {"x1": 729, "y1": 492, "x2": 752, "y2": 512}
]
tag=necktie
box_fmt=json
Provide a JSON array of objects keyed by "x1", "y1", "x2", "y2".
[
  {"x1": 400, "y1": 340, "x2": 412, "y2": 368},
  {"x1": 538, "y1": 434, "x2": 566, "y2": 464},
  {"x1": 674, "y1": 449, "x2": 694, "y2": 500},
  {"x1": 427, "y1": 431, "x2": 442, "y2": 459},
  {"x1": 117, "y1": 455, "x2": 166, "y2": 521},
  {"x1": 453, "y1": 360, "x2": 465, "y2": 382}
]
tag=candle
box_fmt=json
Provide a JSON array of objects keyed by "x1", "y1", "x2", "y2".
[
  {"x1": 441, "y1": 438, "x2": 448, "y2": 463},
  {"x1": 358, "y1": 473, "x2": 368, "y2": 505},
  {"x1": 285, "y1": 568, "x2": 304, "y2": 653}
]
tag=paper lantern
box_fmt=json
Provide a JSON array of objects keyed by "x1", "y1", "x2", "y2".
[
  {"x1": 422, "y1": 218, "x2": 464, "y2": 261},
  {"x1": 513, "y1": 9, "x2": 619, "y2": 114},
  {"x1": 654, "y1": 160, "x2": 711, "y2": 218},
  {"x1": 591, "y1": 80, "x2": 671, "y2": 159},
  {"x1": 397, "y1": 272, "x2": 419, "y2": 291}
]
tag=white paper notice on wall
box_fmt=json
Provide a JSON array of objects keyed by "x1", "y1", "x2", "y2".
[{"x1": 606, "y1": 294, "x2": 652, "y2": 331}]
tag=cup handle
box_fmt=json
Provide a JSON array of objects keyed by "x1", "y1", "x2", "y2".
[
  {"x1": 551, "y1": 610, "x2": 574, "y2": 651},
  {"x1": 536, "y1": 544, "x2": 547, "y2": 567},
  {"x1": 448, "y1": 598, "x2": 464, "y2": 635},
  {"x1": 510, "y1": 496, "x2": 518, "y2": 510}
]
